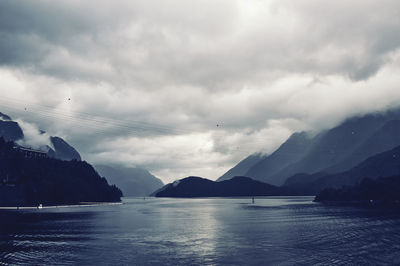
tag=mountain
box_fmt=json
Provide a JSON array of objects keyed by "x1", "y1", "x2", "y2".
[
  {"x1": 241, "y1": 132, "x2": 315, "y2": 185},
  {"x1": 325, "y1": 119, "x2": 400, "y2": 173},
  {"x1": 217, "y1": 132, "x2": 313, "y2": 184},
  {"x1": 0, "y1": 112, "x2": 12, "y2": 121},
  {"x1": 0, "y1": 112, "x2": 81, "y2": 161},
  {"x1": 284, "y1": 145, "x2": 400, "y2": 195},
  {"x1": 94, "y1": 165, "x2": 164, "y2": 196},
  {"x1": 224, "y1": 110, "x2": 400, "y2": 186},
  {"x1": 0, "y1": 138, "x2": 122, "y2": 206},
  {"x1": 268, "y1": 114, "x2": 390, "y2": 184},
  {"x1": 154, "y1": 176, "x2": 284, "y2": 197},
  {"x1": 50, "y1": 136, "x2": 81, "y2": 161},
  {"x1": 217, "y1": 153, "x2": 265, "y2": 182},
  {"x1": 0, "y1": 113, "x2": 24, "y2": 141}
]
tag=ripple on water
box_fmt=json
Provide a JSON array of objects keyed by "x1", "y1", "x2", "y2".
[{"x1": 1, "y1": 197, "x2": 400, "y2": 265}]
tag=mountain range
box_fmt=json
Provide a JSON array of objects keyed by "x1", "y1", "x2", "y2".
[
  {"x1": 94, "y1": 165, "x2": 164, "y2": 197},
  {"x1": 218, "y1": 110, "x2": 400, "y2": 187},
  {"x1": 5, "y1": 108, "x2": 400, "y2": 200},
  {"x1": 0, "y1": 111, "x2": 163, "y2": 198},
  {"x1": 284, "y1": 145, "x2": 400, "y2": 195},
  {"x1": 155, "y1": 142, "x2": 400, "y2": 198}
]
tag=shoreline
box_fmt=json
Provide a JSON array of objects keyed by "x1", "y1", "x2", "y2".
[{"x1": 0, "y1": 202, "x2": 123, "y2": 210}]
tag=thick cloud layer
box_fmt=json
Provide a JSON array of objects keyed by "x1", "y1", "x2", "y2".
[{"x1": 1, "y1": 1, "x2": 400, "y2": 182}]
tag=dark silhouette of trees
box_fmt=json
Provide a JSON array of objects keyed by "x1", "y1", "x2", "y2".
[
  {"x1": 154, "y1": 176, "x2": 285, "y2": 197},
  {"x1": 0, "y1": 137, "x2": 122, "y2": 206},
  {"x1": 314, "y1": 175, "x2": 400, "y2": 205}
]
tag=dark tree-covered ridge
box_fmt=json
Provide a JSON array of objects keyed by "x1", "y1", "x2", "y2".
[
  {"x1": 0, "y1": 137, "x2": 122, "y2": 206},
  {"x1": 154, "y1": 176, "x2": 286, "y2": 197},
  {"x1": 314, "y1": 176, "x2": 400, "y2": 206}
]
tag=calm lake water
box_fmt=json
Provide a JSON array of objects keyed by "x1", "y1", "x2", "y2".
[{"x1": 1, "y1": 196, "x2": 400, "y2": 265}]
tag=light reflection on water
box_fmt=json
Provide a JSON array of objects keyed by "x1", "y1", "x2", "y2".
[{"x1": 1, "y1": 197, "x2": 400, "y2": 265}]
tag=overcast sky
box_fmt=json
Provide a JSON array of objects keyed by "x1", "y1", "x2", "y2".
[{"x1": 1, "y1": 0, "x2": 400, "y2": 183}]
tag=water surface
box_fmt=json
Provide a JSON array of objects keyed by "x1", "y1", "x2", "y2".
[{"x1": 1, "y1": 197, "x2": 400, "y2": 265}]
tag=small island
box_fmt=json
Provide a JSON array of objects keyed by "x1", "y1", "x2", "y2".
[{"x1": 153, "y1": 176, "x2": 289, "y2": 197}]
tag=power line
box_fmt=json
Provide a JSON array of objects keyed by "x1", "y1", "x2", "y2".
[
  {"x1": 0, "y1": 96, "x2": 322, "y2": 155},
  {"x1": 0, "y1": 97, "x2": 190, "y2": 136}
]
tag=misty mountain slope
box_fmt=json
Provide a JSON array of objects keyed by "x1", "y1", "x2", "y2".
[
  {"x1": 224, "y1": 110, "x2": 400, "y2": 187},
  {"x1": 0, "y1": 112, "x2": 81, "y2": 161},
  {"x1": 217, "y1": 153, "x2": 265, "y2": 182},
  {"x1": 284, "y1": 172, "x2": 328, "y2": 188},
  {"x1": 0, "y1": 112, "x2": 12, "y2": 121},
  {"x1": 284, "y1": 145, "x2": 400, "y2": 195},
  {"x1": 0, "y1": 115, "x2": 24, "y2": 141},
  {"x1": 325, "y1": 119, "x2": 400, "y2": 173},
  {"x1": 242, "y1": 132, "x2": 315, "y2": 186},
  {"x1": 94, "y1": 165, "x2": 164, "y2": 197},
  {"x1": 267, "y1": 113, "x2": 393, "y2": 184},
  {"x1": 50, "y1": 136, "x2": 81, "y2": 161}
]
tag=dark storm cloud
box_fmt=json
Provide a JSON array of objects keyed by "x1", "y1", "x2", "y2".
[
  {"x1": 0, "y1": 1, "x2": 132, "y2": 81},
  {"x1": 1, "y1": 0, "x2": 400, "y2": 85}
]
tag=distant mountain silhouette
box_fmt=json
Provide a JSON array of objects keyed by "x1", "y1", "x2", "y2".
[
  {"x1": 325, "y1": 119, "x2": 400, "y2": 173},
  {"x1": 266, "y1": 114, "x2": 391, "y2": 184},
  {"x1": 154, "y1": 176, "x2": 284, "y2": 197},
  {"x1": 94, "y1": 165, "x2": 163, "y2": 196},
  {"x1": 241, "y1": 132, "x2": 314, "y2": 185},
  {"x1": 284, "y1": 145, "x2": 400, "y2": 195},
  {"x1": 222, "y1": 110, "x2": 400, "y2": 186},
  {"x1": 217, "y1": 153, "x2": 265, "y2": 182}
]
